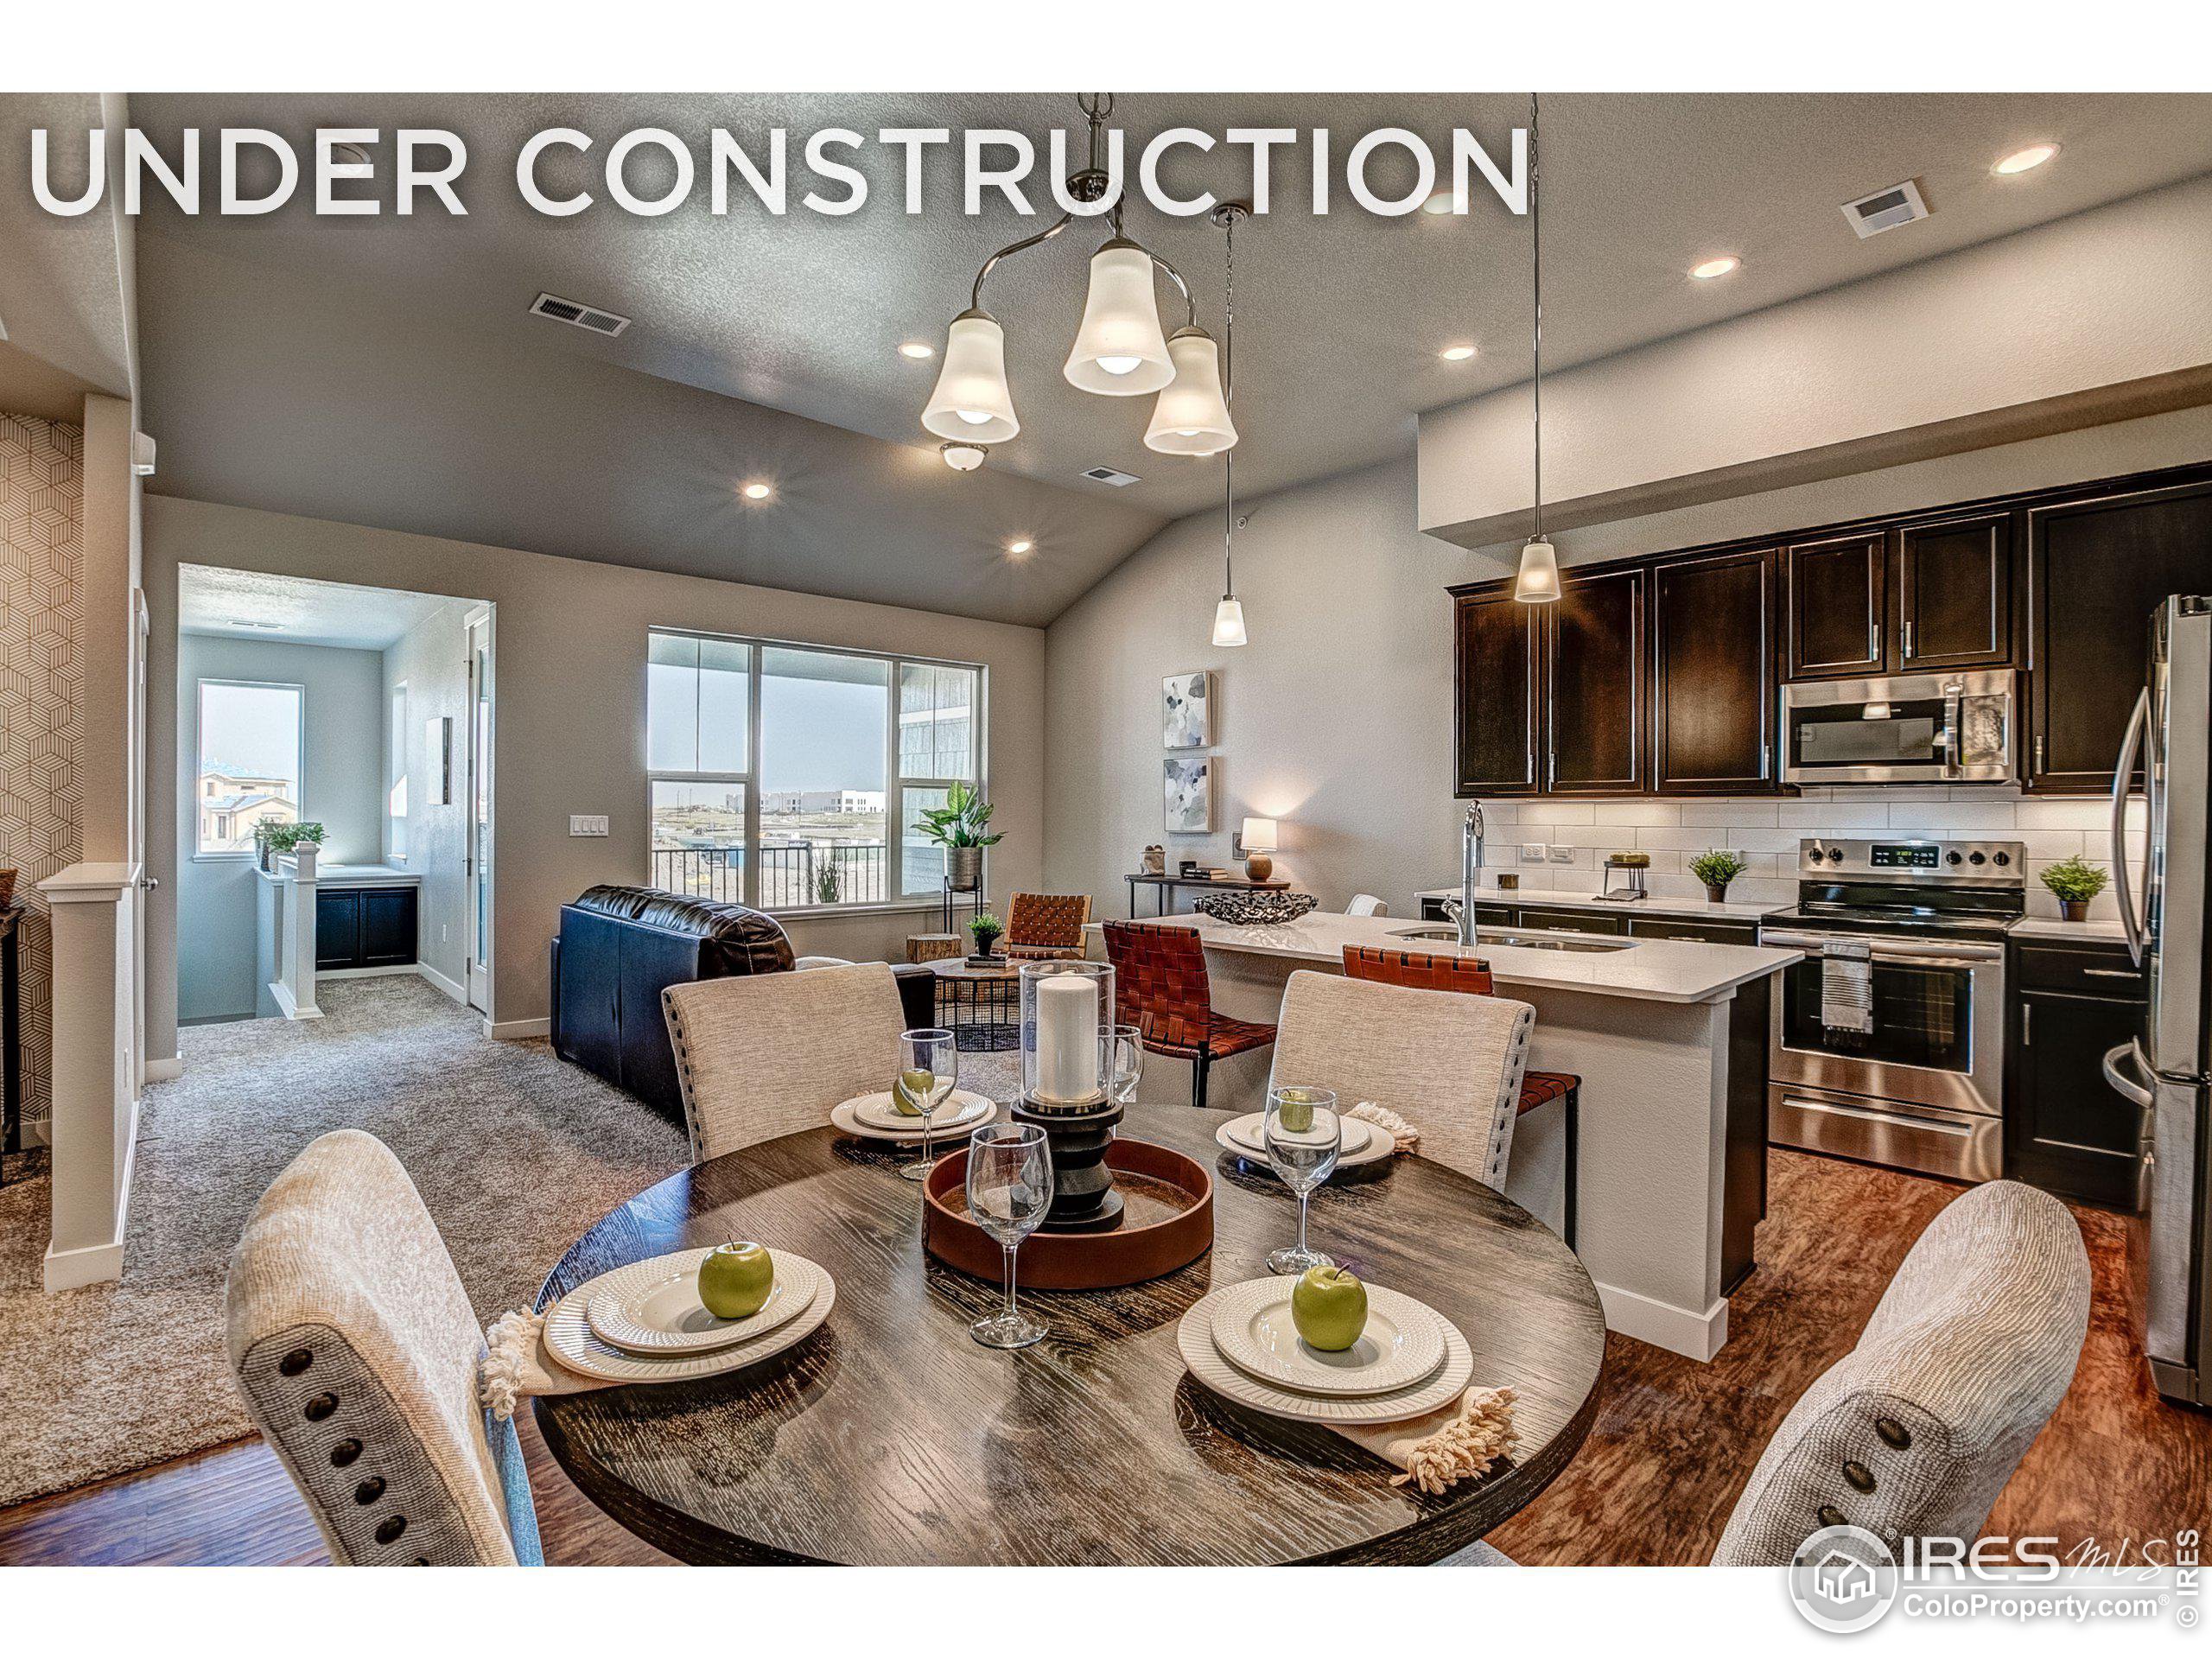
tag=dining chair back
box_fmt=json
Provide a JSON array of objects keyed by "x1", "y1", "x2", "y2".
[
  {"x1": 1711, "y1": 1179, "x2": 2091, "y2": 1566},
  {"x1": 1100, "y1": 919, "x2": 1278, "y2": 1109},
  {"x1": 225, "y1": 1128, "x2": 541, "y2": 1566},
  {"x1": 663, "y1": 960, "x2": 910, "y2": 1161},
  {"x1": 1345, "y1": 893, "x2": 1388, "y2": 917},
  {"x1": 1003, "y1": 891, "x2": 1094, "y2": 960},
  {"x1": 1268, "y1": 969, "x2": 1533, "y2": 1189}
]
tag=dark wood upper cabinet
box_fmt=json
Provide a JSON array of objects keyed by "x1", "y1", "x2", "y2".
[
  {"x1": 2028, "y1": 476, "x2": 2212, "y2": 792},
  {"x1": 1896, "y1": 512, "x2": 2013, "y2": 671},
  {"x1": 1544, "y1": 565, "x2": 1645, "y2": 794},
  {"x1": 1452, "y1": 585, "x2": 1541, "y2": 797},
  {"x1": 1785, "y1": 533, "x2": 1886, "y2": 679},
  {"x1": 1651, "y1": 548, "x2": 1777, "y2": 794}
]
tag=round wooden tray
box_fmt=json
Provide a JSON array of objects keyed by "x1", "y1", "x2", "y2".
[{"x1": 924, "y1": 1137, "x2": 1214, "y2": 1288}]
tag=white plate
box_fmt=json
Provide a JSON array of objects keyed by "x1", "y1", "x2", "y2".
[
  {"x1": 1222, "y1": 1114, "x2": 1375, "y2": 1159},
  {"x1": 830, "y1": 1094, "x2": 1000, "y2": 1142},
  {"x1": 584, "y1": 1248, "x2": 822, "y2": 1356},
  {"x1": 1176, "y1": 1285, "x2": 1474, "y2": 1425},
  {"x1": 546, "y1": 1256, "x2": 836, "y2": 1384},
  {"x1": 1216, "y1": 1115, "x2": 1394, "y2": 1171},
  {"x1": 848, "y1": 1089, "x2": 995, "y2": 1134},
  {"x1": 1206, "y1": 1275, "x2": 1446, "y2": 1396}
]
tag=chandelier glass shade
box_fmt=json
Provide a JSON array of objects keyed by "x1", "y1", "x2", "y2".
[
  {"x1": 1143, "y1": 327, "x2": 1237, "y2": 456},
  {"x1": 921, "y1": 311, "x2": 1020, "y2": 443},
  {"x1": 1511, "y1": 537, "x2": 1560, "y2": 603},
  {"x1": 1063, "y1": 240, "x2": 1177, "y2": 394},
  {"x1": 1211, "y1": 595, "x2": 1249, "y2": 648}
]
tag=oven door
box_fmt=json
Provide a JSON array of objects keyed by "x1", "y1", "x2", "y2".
[
  {"x1": 1781, "y1": 671, "x2": 2015, "y2": 785},
  {"x1": 1764, "y1": 929, "x2": 2005, "y2": 1116}
]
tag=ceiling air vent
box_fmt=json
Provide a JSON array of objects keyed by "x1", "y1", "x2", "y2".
[
  {"x1": 1840, "y1": 180, "x2": 1930, "y2": 240},
  {"x1": 1081, "y1": 464, "x2": 1142, "y2": 488},
  {"x1": 529, "y1": 291, "x2": 632, "y2": 337}
]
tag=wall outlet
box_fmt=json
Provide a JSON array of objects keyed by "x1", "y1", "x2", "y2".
[
  {"x1": 1548, "y1": 844, "x2": 1576, "y2": 864},
  {"x1": 1520, "y1": 842, "x2": 1548, "y2": 865},
  {"x1": 569, "y1": 815, "x2": 609, "y2": 837}
]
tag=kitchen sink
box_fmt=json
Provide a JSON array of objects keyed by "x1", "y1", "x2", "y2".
[{"x1": 1387, "y1": 924, "x2": 1633, "y2": 954}]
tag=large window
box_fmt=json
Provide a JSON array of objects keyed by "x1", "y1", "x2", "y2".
[
  {"x1": 196, "y1": 679, "x2": 304, "y2": 856},
  {"x1": 387, "y1": 683, "x2": 409, "y2": 861},
  {"x1": 647, "y1": 632, "x2": 982, "y2": 911}
]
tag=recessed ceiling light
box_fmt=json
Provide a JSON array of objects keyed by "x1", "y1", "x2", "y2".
[
  {"x1": 741, "y1": 482, "x2": 772, "y2": 500},
  {"x1": 1007, "y1": 538, "x2": 1033, "y2": 556},
  {"x1": 898, "y1": 341, "x2": 937, "y2": 359},
  {"x1": 1994, "y1": 143, "x2": 2059, "y2": 176},
  {"x1": 1439, "y1": 343, "x2": 1478, "y2": 362},
  {"x1": 1421, "y1": 190, "x2": 1455, "y2": 216},
  {"x1": 1689, "y1": 255, "x2": 1741, "y2": 281}
]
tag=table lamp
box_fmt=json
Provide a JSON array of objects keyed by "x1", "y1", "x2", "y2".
[{"x1": 1236, "y1": 817, "x2": 1280, "y2": 882}]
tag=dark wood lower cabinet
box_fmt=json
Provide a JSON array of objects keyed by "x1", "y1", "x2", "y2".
[
  {"x1": 315, "y1": 885, "x2": 419, "y2": 972},
  {"x1": 2005, "y1": 940, "x2": 2147, "y2": 1211}
]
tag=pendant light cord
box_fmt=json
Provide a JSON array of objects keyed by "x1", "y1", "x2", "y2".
[
  {"x1": 1530, "y1": 91, "x2": 1543, "y2": 543},
  {"x1": 1222, "y1": 209, "x2": 1236, "y2": 597}
]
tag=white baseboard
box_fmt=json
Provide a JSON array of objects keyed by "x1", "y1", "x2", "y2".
[
  {"x1": 1594, "y1": 1281, "x2": 1730, "y2": 1363},
  {"x1": 319, "y1": 964, "x2": 421, "y2": 982},
  {"x1": 483, "y1": 1015, "x2": 550, "y2": 1041},
  {"x1": 269, "y1": 981, "x2": 323, "y2": 1021},
  {"x1": 415, "y1": 961, "x2": 467, "y2": 1005},
  {"x1": 44, "y1": 1093, "x2": 139, "y2": 1292},
  {"x1": 144, "y1": 1057, "x2": 183, "y2": 1083}
]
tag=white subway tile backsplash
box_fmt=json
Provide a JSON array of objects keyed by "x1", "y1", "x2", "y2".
[
  {"x1": 2012, "y1": 829, "x2": 2088, "y2": 860},
  {"x1": 2015, "y1": 798, "x2": 2144, "y2": 831},
  {"x1": 1635, "y1": 825, "x2": 1803, "y2": 855},
  {"x1": 1532, "y1": 803, "x2": 1596, "y2": 826},
  {"x1": 1592, "y1": 801, "x2": 1682, "y2": 827},
  {"x1": 1679, "y1": 803, "x2": 1782, "y2": 828},
  {"x1": 1547, "y1": 823, "x2": 1629, "y2": 849},
  {"x1": 1777, "y1": 802, "x2": 1890, "y2": 829},
  {"x1": 1883, "y1": 800, "x2": 2023, "y2": 831}
]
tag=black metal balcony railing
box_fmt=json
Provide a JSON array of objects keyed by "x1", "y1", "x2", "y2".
[{"x1": 652, "y1": 842, "x2": 899, "y2": 908}]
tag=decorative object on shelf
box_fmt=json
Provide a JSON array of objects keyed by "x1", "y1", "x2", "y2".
[
  {"x1": 1165, "y1": 756, "x2": 1212, "y2": 834},
  {"x1": 0, "y1": 868, "x2": 17, "y2": 909},
  {"x1": 2039, "y1": 854, "x2": 2110, "y2": 923},
  {"x1": 1014, "y1": 959, "x2": 1123, "y2": 1230},
  {"x1": 1235, "y1": 816, "x2": 1280, "y2": 880},
  {"x1": 1599, "y1": 851, "x2": 1650, "y2": 903},
  {"x1": 1689, "y1": 849, "x2": 1749, "y2": 903},
  {"x1": 1141, "y1": 843, "x2": 1166, "y2": 875},
  {"x1": 1192, "y1": 890, "x2": 1317, "y2": 926},
  {"x1": 1208, "y1": 200, "x2": 1253, "y2": 646},
  {"x1": 1162, "y1": 670, "x2": 1212, "y2": 748},
  {"x1": 1512, "y1": 92, "x2": 1561, "y2": 606},
  {"x1": 257, "y1": 821, "x2": 327, "y2": 873},
  {"x1": 918, "y1": 93, "x2": 1236, "y2": 473},
  {"x1": 967, "y1": 910, "x2": 1004, "y2": 962},
  {"x1": 914, "y1": 779, "x2": 1001, "y2": 893}
]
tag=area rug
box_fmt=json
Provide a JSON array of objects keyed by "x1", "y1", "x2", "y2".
[{"x1": 0, "y1": 978, "x2": 690, "y2": 1510}]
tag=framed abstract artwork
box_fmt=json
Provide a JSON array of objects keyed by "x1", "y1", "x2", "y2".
[
  {"x1": 1162, "y1": 671, "x2": 1211, "y2": 749},
  {"x1": 1164, "y1": 756, "x2": 1212, "y2": 834}
]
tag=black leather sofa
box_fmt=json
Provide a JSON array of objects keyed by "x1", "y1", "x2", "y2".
[{"x1": 550, "y1": 884, "x2": 938, "y2": 1123}]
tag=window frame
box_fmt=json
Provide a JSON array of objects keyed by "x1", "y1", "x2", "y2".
[
  {"x1": 646, "y1": 629, "x2": 986, "y2": 916},
  {"x1": 194, "y1": 677, "x2": 307, "y2": 861},
  {"x1": 386, "y1": 681, "x2": 409, "y2": 863}
]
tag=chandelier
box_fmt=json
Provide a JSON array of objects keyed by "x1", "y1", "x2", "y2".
[{"x1": 920, "y1": 93, "x2": 1238, "y2": 471}]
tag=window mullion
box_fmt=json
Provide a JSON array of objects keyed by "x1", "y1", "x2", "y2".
[{"x1": 743, "y1": 651, "x2": 763, "y2": 909}]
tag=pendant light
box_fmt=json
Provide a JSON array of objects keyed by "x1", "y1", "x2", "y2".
[
  {"x1": 1065, "y1": 239, "x2": 1177, "y2": 395},
  {"x1": 1209, "y1": 202, "x2": 1250, "y2": 647},
  {"x1": 1513, "y1": 92, "x2": 1560, "y2": 606},
  {"x1": 1144, "y1": 327, "x2": 1236, "y2": 455},
  {"x1": 921, "y1": 309, "x2": 1020, "y2": 443}
]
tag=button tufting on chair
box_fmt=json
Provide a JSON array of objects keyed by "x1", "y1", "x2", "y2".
[
  {"x1": 1875, "y1": 1418, "x2": 1912, "y2": 1449},
  {"x1": 354, "y1": 1476, "x2": 386, "y2": 1505},
  {"x1": 1816, "y1": 1504, "x2": 1847, "y2": 1529},
  {"x1": 375, "y1": 1515, "x2": 408, "y2": 1545},
  {"x1": 278, "y1": 1349, "x2": 314, "y2": 1376},
  {"x1": 328, "y1": 1438, "x2": 363, "y2": 1467},
  {"x1": 302, "y1": 1392, "x2": 339, "y2": 1421},
  {"x1": 1843, "y1": 1461, "x2": 1876, "y2": 1493}
]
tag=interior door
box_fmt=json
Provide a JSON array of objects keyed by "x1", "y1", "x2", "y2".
[{"x1": 465, "y1": 609, "x2": 494, "y2": 1014}]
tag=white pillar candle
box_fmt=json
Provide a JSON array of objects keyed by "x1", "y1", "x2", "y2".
[{"x1": 1037, "y1": 972, "x2": 1100, "y2": 1103}]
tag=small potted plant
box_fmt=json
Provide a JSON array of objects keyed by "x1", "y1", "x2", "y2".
[
  {"x1": 968, "y1": 911, "x2": 1004, "y2": 962},
  {"x1": 2040, "y1": 855, "x2": 2109, "y2": 923},
  {"x1": 916, "y1": 780, "x2": 1003, "y2": 893},
  {"x1": 1689, "y1": 849, "x2": 1750, "y2": 904}
]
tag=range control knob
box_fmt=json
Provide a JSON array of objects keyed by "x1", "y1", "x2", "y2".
[
  {"x1": 1993, "y1": 851, "x2": 2012, "y2": 868},
  {"x1": 1947, "y1": 851, "x2": 1964, "y2": 866},
  {"x1": 1968, "y1": 851, "x2": 1987, "y2": 866}
]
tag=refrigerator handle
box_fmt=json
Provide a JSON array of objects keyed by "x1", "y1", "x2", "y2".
[
  {"x1": 2111, "y1": 687, "x2": 2149, "y2": 967},
  {"x1": 2101, "y1": 1039, "x2": 2156, "y2": 1110}
]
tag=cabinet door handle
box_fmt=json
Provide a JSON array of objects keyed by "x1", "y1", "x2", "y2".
[
  {"x1": 2022, "y1": 1004, "x2": 2032, "y2": 1045},
  {"x1": 1871, "y1": 621, "x2": 1882, "y2": 664},
  {"x1": 1902, "y1": 620, "x2": 1915, "y2": 659},
  {"x1": 2082, "y1": 967, "x2": 2139, "y2": 979},
  {"x1": 2034, "y1": 734, "x2": 2046, "y2": 774}
]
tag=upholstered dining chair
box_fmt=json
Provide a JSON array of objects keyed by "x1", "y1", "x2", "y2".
[
  {"x1": 1267, "y1": 969, "x2": 1535, "y2": 1192},
  {"x1": 1346, "y1": 893, "x2": 1389, "y2": 917},
  {"x1": 1002, "y1": 891, "x2": 1094, "y2": 961},
  {"x1": 1100, "y1": 919, "x2": 1278, "y2": 1109},
  {"x1": 1451, "y1": 1179, "x2": 2091, "y2": 1567},
  {"x1": 1342, "y1": 945, "x2": 1581, "y2": 1246},
  {"x1": 225, "y1": 1128, "x2": 542, "y2": 1566},
  {"x1": 662, "y1": 960, "x2": 910, "y2": 1162}
]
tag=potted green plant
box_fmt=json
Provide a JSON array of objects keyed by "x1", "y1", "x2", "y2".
[
  {"x1": 968, "y1": 911, "x2": 1004, "y2": 961},
  {"x1": 916, "y1": 780, "x2": 1003, "y2": 893},
  {"x1": 813, "y1": 861, "x2": 842, "y2": 906},
  {"x1": 1689, "y1": 849, "x2": 1749, "y2": 904},
  {"x1": 2039, "y1": 855, "x2": 2109, "y2": 923}
]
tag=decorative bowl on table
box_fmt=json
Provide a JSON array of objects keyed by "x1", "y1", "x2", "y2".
[{"x1": 1191, "y1": 890, "x2": 1317, "y2": 926}]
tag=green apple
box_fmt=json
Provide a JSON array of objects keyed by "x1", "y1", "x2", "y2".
[
  {"x1": 1291, "y1": 1264, "x2": 1368, "y2": 1352},
  {"x1": 1275, "y1": 1090, "x2": 1318, "y2": 1134},
  {"x1": 892, "y1": 1068, "x2": 935, "y2": 1116},
  {"x1": 698, "y1": 1241, "x2": 774, "y2": 1319}
]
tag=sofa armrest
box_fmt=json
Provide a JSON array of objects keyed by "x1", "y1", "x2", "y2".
[{"x1": 793, "y1": 955, "x2": 854, "y2": 969}]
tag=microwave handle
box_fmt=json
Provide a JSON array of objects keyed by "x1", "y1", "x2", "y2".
[
  {"x1": 2111, "y1": 688, "x2": 2149, "y2": 966},
  {"x1": 1943, "y1": 684, "x2": 1961, "y2": 774}
]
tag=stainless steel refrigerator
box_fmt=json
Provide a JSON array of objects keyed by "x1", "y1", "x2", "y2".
[{"x1": 2103, "y1": 594, "x2": 2212, "y2": 1408}]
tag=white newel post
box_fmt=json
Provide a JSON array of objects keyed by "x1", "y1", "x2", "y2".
[
  {"x1": 273, "y1": 842, "x2": 324, "y2": 1021},
  {"x1": 38, "y1": 862, "x2": 142, "y2": 1291}
]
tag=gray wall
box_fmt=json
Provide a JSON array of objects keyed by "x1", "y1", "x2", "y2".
[
  {"x1": 1045, "y1": 402, "x2": 2212, "y2": 921},
  {"x1": 381, "y1": 599, "x2": 476, "y2": 997},
  {"x1": 175, "y1": 633, "x2": 384, "y2": 1023}
]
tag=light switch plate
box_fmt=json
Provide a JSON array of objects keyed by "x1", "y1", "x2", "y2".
[
  {"x1": 1548, "y1": 844, "x2": 1576, "y2": 864},
  {"x1": 1520, "y1": 842, "x2": 1548, "y2": 865},
  {"x1": 569, "y1": 815, "x2": 610, "y2": 837}
]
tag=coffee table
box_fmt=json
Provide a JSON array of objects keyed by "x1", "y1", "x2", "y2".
[{"x1": 927, "y1": 956, "x2": 1020, "y2": 1051}]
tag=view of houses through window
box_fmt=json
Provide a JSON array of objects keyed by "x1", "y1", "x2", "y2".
[
  {"x1": 195, "y1": 679, "x2": 304, "y2": 855},
  {"x1": 647, "y1": 632, "x2": 980, "y2": 909}
]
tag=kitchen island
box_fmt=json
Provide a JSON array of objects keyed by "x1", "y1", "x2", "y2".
[{"x1": 1090, "y1": 909, "x2": 1796, "y2": 1361}]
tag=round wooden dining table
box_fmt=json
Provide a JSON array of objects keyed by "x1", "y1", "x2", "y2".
[{"x1": 534, "y1": 1101, "x2": 1606, "y2": 1565}]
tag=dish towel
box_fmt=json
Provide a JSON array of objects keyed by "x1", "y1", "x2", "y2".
[
  {"x1": 1820, "y1": 940, "x2": 1874, "y2": 1034},
  {"x1": 1330, "y1": 1386, "x2": 1519, "y2": 1495},
  {"x1": 479, "y1": 1309, "x2": 620, "y2": 1422},
  {"x1": 1346, "y1": 1101, "x2": 1421, "y2": 1154}
]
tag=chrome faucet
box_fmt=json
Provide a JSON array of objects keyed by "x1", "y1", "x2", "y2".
[{"x1": 1449, "y1": 803, "x2": 1486, "y2": 947}]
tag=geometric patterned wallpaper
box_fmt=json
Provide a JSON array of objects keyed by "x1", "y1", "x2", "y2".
[{"x1": 0, "y1": 412, "x2": 85, "y2": 1133}]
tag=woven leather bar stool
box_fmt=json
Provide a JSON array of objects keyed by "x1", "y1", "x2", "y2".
[{"x1": 1100, "y1": 920, "x2": 1276, "y2": 1109}]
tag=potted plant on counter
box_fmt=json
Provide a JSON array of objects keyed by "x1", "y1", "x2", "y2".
[
  {"x1": 968, "y1": 911, "x2": 1004, "y2": 963},
  {"x1": 1689, "y1": 849, "x2": 1749, "y2": 905},
  {"x1": 916, "y1": 780, "x2": 1003, "y2": 893},
  {"x1": 2040, "y1": 855, "x2": 2109, "y2": 923}
]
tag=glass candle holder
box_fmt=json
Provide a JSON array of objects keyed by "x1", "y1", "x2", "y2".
[{"x1": 1019, "y1": 959, "x2": 1116, "y2": 1113}]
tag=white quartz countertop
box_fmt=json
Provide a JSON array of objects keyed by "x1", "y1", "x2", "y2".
[
  {"x1": 2007, "y1": 916, "x2": 2130, "y2": 942},
  {"x1": 1091, "y1": 911, "x2": 1796, "y2": 1005},
  {"x1": 258, "y1": 861, "x2": 422, "y2": 887},
  {"x1": 1414, "y1": 885, "x2": 1785, "y2": 922}
]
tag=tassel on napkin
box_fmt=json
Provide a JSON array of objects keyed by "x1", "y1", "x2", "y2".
[
  {"x1": 1346, "y1": 1100, "x2": 1420, "y2": 1154},
  {"x1": 1331, "y1": 1385, "x2": 1519, "y2": 1495},
  {"x1": 479, "y1": 1309, "x2": 608, "y2": 1421}
]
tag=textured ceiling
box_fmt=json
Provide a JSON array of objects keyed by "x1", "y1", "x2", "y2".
[
  {"x1": 124, "y1": 92, "x2": 2212, "y2": 531},
  {"x1": 179, "y1": 564, "x2": 459, "y2": 650}
]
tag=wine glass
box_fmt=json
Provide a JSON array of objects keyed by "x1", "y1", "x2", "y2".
[
  {"x1": 894, "y1": 1028, "x2": 959, "y2": 1183},
  {"x1": 965, "y1": 1122, "x2": 1054, "y2": 1349},
  {"x1": 1100, "y1": 1024, "x2": 1143, "y2": 1107},
  {"x1": 1262, "y1": 1085, "x2": 1341, "y2": 1275}
]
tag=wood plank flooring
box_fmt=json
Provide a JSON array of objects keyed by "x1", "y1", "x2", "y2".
[{"x1": 2, "y1": 1149, "x2": 2204, "y2": 1567}]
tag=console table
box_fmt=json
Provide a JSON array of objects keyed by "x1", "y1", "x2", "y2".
[{"x1": 1123, "y1": 872, "x2": 1289, "y2": 918}]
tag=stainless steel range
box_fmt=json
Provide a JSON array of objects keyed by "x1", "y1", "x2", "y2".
[{"x1": 1763, "y1": 837, "x2": 2026, "y2": 1182}]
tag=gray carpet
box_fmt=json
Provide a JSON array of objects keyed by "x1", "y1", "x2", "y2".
[{"x1": 0, "y1": 978, "x2": 689, "y2": 1510}]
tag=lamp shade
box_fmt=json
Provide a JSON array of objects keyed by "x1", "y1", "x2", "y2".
[
  {"x1": 1240, "y1": 817, "x2": 1279, "y2": 853},
  {"x1": 922, "y1": 311, "x2": 1020, "y2": 443},
  {"x1": 939, "y1": 441, "x2": 987, "y2": 472},
  {"x1": 1064, "y1": 240, "x2": 1175, "y2": 395},
  {"x1": 1143, "y1": 328, "x2": 1238, "y2": 456},
  {"x1": 1513, "y1": 537, "x2": 1560, "y2": 603},
  {"x1": 1211, "y1": 595, "x2": 1248, "y2": 647}
]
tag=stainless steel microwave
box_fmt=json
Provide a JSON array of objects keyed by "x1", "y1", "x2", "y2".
[{"x1": 1780, "y1": 669, "x2": 2017, "y2": 786}]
